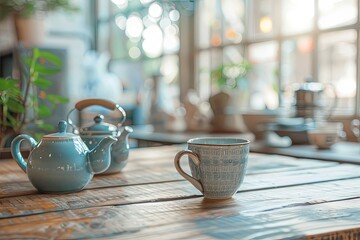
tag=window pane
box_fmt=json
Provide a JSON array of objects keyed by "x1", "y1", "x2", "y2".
[
  {"x1": 318, "y1": 30, "x2": 357, "y2": 115},
  {"x1": 197, "y1": 0, "x2": 213, "y2": 48},
  {"x1": 247, "y1": 41, "x2": 279, "y2": 110},
  {"x1": 248, "y1": 0, "x2": 279, "y2": 40},
  {"x1": 197, "y1": 51, "x2": 211, "y2": 100},
  {"x1": 281, "y1": 0, "x2": 314, "y2": 36},
  {"x1": 281, "y1": 36, "x2": 313, "y2": 108},
  {"x1": 318, "y1": 0, "x2": 357, "y2": 30},
  {"x1": 221, "y1": 0, "x2": 245, "y2": 45},
  {"x1": 210, "y1": 49, "x2": 223, "y2": 93},
  {"x1": 223, "y1": 45, "x2": 244, "y2": 64},
  {"x1": 160, "y1": 55, "x2": 180, "y2": 109},
  {"x1": 197, "y1": 0, "x2": 224, "y2": 48}
]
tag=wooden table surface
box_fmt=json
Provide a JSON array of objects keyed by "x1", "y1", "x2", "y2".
[{"x1": 1, "y1": 145, "x2": 360, "y2": 239}]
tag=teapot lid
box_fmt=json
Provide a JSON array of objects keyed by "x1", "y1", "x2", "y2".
[
  {"x1": 80, "y1": 114, "x2": 118, "y2": 136},
  {"x1": 43, "y1": 121, "x2": 78, "y2": 139},
  {"x1": 297, "y1": 77, "x2": 323, "y2": 92}
]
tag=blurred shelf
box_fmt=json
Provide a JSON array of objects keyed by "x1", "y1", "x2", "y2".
[
  {"x1": 129, "y1": 125, "x2": 254, "y2": 148},
  {"x1": 251, "y1": 141, "x2": 360, "y2": 164}
]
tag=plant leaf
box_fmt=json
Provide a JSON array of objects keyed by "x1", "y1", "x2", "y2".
[
  {"x1": 7, "y1": 98, "x2": 25, "y2": 113},
  {"x1": 33, "y1": 78, "x2": 53, "y2": 89},
  {"x1": 0, "y1": 79, "x2": 18, "y2": 91},
  {"x1": 47, "y1": 94, "x2": 69, "y2": 104},
  {"x1": 33, "y1": 48, "x2": 40, "y2": 59},
  {"x1": 34, "y1": 64, "x2": 61, "y2": 75},
  {"x1": 6, "y1": 114, "x2": 17, "y2": 126},
  {"x1": 38, "y1": 51, "x2": 62, "y2": 66},
  {"x1": 37, "y1": 104, "x2": 52, "y2": 118}
]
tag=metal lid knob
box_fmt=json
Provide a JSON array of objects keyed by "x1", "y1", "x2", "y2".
[{"x1": 58, "y1": 121, "x2": 67, "y2": 133}]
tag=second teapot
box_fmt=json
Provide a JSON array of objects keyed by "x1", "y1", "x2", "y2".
[{"x1": 67, "y1": 99, "x2": 133, "y2": 174}]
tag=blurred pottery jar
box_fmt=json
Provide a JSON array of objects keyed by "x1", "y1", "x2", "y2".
[{"x1": 307, "y1": 122, "x2": 343, "y2": 149}]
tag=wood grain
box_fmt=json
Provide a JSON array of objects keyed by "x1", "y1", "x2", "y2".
[
  {"x1": 0, "y1": 145, "x2": 359, "y2": 240},
  {"x1": 0, "y1": 178, "x2": 360, "y2": 239},
  {"x1": 0, "y1": 151, "x2": 337, "y2": 198},
  {"x1": 1, "y1": 164, "x2": 360, "y2": 219}
]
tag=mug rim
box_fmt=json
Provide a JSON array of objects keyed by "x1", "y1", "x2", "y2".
[{"x1": 187, "y1": 137, "x2": 250, "y2": 146}]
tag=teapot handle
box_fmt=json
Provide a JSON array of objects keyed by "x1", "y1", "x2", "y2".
[
  {"x1": 67, "y1": 98, "x2": 126, "y2": 132},
  {"x1": 10, "y1": 134, "x2": 38, "y2": 173}
]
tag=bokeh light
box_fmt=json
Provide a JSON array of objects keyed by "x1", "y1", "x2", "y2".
[
  {"x1": 126, "y1": 14, "x2": 144, "y2": 38},
  {"x1": 149, "y1": 2, "x2": 163, "y2": 19},
  {"x1": 164, "y1": 34, "x2": 180, "y2": 53},
  {"x1": 111, "y1": 0, "x2": 128, "y2": 9},
  {"x1": 160, "y1": 17, "x2": 171, "y2": 28},
  {"x1": 211, "y1": 34, "x2": 222, "y2": 46},
  {"x1": 140, "y1": 0, "x2": 154, "y2": 5},
  {"x1": 142, "y1": 24, "x2": 163, "y2": 58},
  {"x1": 160, "y1": 55, "x2": 179, "y2": 84},
  {"x1": 111, "y1": 0, "x2": 181, "y2": 60},
  {"x1": 169, "y1": 9, "x2": 180, "y2": 22},
  {"x1": 115, "y1": 15, "x2": 127, "y2": 30},
  {"x1": 129, "y1": 46, "x2": 141, "y2": 59},
  {"x1": 259, "y1": 16, "x2": 272, "y2": 33}
]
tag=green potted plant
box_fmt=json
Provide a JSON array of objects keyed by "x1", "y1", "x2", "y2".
[
  {"x1": 211, "y1": 60, "x2": 252, "y2": 106},
  {"x1": 211, "y1": 60, "x2": 252, "y2": 91},
  {"x1": 0, "y1": 0, "x2": 78, "y2": 46},
  {"x1": 208, "y1": 61, "x2": 252, "y2": 131},
  {"x1": 0, "y1": 48, "x2": 69, "y2": 148}
]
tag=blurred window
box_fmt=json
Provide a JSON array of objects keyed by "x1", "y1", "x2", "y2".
[
  {"x1": 281, "y1": 36, "x2": 313, "y2": 108},
  {"x1": 195, "y1": 0, "x2": 359, "y2": 115},
  {"x1": 248, "y1": 0, "x2": 279, "y2": 40},
  {"x1": 281, "y1": 0, "x2": 314, "y2": 36},
  {"x1": 97, "y1": 0, "x2": 183, "y2": 121},
  {"x1": 248, "y1": 41, "x2": 279, "y2": 110},
  {"x1": 318, "y1": 30, "x2": 357, "y2": 114},
  {"x1": 318, "y1": 0, "x2": 357, "y2": 29}
]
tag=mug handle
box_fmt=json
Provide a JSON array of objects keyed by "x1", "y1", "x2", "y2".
[{"x1": 174, "y1": 150, "x2": 203, "y2": 193}]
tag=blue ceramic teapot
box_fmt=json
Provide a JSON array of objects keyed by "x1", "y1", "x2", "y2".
[
  {"x1": 67, "y1": 99, "x2": 133, "y2": 174},
  {"x1": 11, "y1": 121, "x2": 117, "y2": 193}
]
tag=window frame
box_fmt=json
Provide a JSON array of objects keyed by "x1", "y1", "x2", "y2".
[{"x1": 193, "y1": 0, "x2": 360, "y2": 116}]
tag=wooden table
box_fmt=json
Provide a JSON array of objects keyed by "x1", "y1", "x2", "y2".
[{"x1": 1, "y1": 145, "x2": 360, "y2": 239}]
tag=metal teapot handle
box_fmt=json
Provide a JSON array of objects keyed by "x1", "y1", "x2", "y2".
[{"x1": 67, "y1": 98, "x2": 126, "y2": 133}]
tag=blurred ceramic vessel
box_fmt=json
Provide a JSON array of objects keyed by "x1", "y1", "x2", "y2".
[
  {"x1": 241, "y1": 111, "x2": 279, "y2": 140},
  {"x1": 307, "y1": 122, "x2": 343, "y2": 149}
]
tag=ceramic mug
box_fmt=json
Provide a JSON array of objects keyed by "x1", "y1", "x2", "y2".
[{"x1": 174, "y1": 137, "x2": 250, "y2": 199}]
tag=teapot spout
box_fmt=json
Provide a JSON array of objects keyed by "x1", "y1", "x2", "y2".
[
  {"x1": 118, "y1": 126, "x2": 133, "y2": 142},
  {"x1": 88, "y1": 136, "x2": 117, "y2": 174}
]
